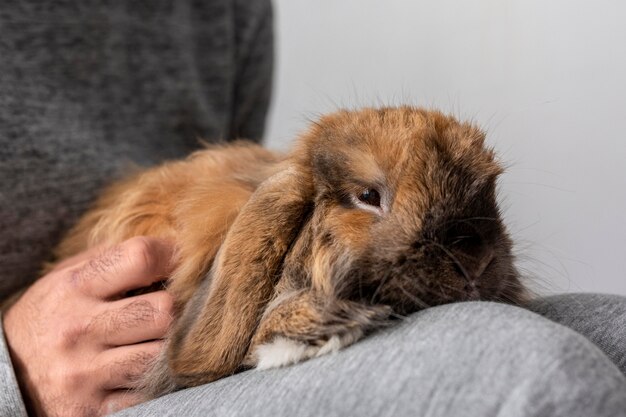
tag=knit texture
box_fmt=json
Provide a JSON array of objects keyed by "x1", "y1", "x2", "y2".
[{"x1": 0, "y1": 0, "x2": 273, "y2": 296}]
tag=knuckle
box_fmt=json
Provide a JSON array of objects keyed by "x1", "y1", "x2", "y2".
[
  {"x1": 145, "y1": 295, "x2": 174, "y2": 333},
  {"x1": 67, "y1": 263, "x2": 95, "y2": 292},
  {"x1": 57, "y1": 320, "x2": 90, "y2": 349},
  {"x1": 55, "y1": 362, "x2": 90, "y2": 391},
  {"x1": 154, "y1": 291, "x2": 174, "y2": 317},
  {"x1": 88, "y1": 248, "x2": 121, "y2": 277},
  {"x1": 124, "y1": 236, "x2": 157, "y2": 275},
  {"x1": 66, "y1": 267, "x2": 84, "y2": 288},
  {"x1": 153, "y1": 310, "x2": 173, "y2": 332}
]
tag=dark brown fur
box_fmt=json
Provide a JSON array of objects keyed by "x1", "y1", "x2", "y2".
[{"x1": 48, "y1": 107, "x2": 526, "y2": 397}]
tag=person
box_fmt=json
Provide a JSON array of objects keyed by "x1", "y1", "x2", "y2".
[
  {"x1": 1, "y1": 2, "x2": 625, "y2": 417},
  {"x1": 0, "y1": 1, "x2": 272, "y2": 415}
]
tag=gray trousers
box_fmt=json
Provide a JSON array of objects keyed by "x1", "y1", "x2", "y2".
[{"x1": 114, "y1": 293, "x2": 626, "y2": 417}]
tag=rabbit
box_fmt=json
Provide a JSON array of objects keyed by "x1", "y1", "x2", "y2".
[{"x1": 49, "y1": 106, "x2": 528, "y2": 397}]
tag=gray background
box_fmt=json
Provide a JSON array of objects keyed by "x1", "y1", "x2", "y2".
[{"x1": 264, "y1": 0, "x2": 626, "y2": 296}]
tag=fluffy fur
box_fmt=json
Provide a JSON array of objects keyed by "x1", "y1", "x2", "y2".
[{"x1": 48, "y1": 107, "x2": 527, "y2": 397}]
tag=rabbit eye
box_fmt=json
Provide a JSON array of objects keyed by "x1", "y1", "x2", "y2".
[{"x1": 357, "y1": 188, "x2": 381, "y2": 207}]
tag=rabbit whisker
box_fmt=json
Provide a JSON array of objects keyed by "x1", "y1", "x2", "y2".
[
  {"x1": 396, "y1": 283, "x2": 430, "y2": 309},
  {"x1": 370, "y1": 268, "x2": 394, "y2": 305},
  {"x1": 425, "y1": 240, "x2": 472, "y2": 284},
  {"x1": 439, "y1": 216, "x2": 498, "y2": 227}
]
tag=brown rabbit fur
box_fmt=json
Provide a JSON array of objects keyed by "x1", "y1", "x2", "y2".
[{"x1": 50, "y1": 106, "x2": 527, "y2": 397}]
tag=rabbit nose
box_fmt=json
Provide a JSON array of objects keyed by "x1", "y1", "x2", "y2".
[
  {"x1": 441, "y1": 226, "x2": 495, "y2": 279},
  {"x1": 472, "y1": 249, "x2": 495, "y2": 278},
  {"x1": 449, "y1": 241, "x2": 495, "y2": 279}
]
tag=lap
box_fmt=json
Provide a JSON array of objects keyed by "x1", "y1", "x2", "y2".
[
  {"x1": 114, "y1": 301, "x2": 626, "y2": 417},
  {"x1": 528, "y1": 292, "x2": 626, "y2": 374}
]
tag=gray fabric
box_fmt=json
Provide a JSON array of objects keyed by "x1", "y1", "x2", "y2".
[
  {"x1": 528, "y1": 292, "x2": 626, "y2": 375},
  {"x1": 0, "y1": 314, "x2": 28, "y2": 417},
  {"x1": 1, "y1": 4, "x2": 625, "y2": 416},
  {"x1": 0, "y1": 0, "x2": 273, "y2": 298},
  {"x1": 113, "y1": 300, "x2": 626, "y2": 417}
]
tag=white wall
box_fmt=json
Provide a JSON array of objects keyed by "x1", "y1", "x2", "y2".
[{"x1": 265, "y1": 0, "x2": 626, "y2": 296}]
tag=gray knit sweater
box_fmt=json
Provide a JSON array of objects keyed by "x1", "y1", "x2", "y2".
[{"x1": 0, "y1": 0, "x2": 273, "y2": 298}]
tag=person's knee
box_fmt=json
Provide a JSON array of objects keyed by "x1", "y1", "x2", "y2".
[
  {"x1": 112, "y1": 302, "x2": 626, "y2": 417},
  {"x1": 527, "y1": 292, "x2": 626, "y2": 375},
  {"x1": 528, "y1": 292, "x2": 626, "y2": 316},
  {"x1": 348, "y1": 302, "x2": 626, "y2": 417},
  {"x1": 379, "y1": 301, "x2": 619, "y2": 376}
]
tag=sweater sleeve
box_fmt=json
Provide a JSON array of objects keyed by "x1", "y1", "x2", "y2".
[{"x1": 0, "y1": 314, "x2": 28, "y2": 417}]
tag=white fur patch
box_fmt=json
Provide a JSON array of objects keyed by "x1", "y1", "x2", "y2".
[
  {"x1": 254, "y1": 328, "x2": 365, "y2": 370},
  {"x1": 255, "y1": 337, "x2": 317, "y2": 369}
]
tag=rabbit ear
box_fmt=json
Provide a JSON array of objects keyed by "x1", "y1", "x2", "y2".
[{"x1": 167, "y1": 165, "x2": 314, "y2": 387}]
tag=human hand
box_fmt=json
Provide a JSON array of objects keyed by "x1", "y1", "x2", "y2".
[{"x1": 2, "y1": 237, "x2": 176, "y2": 417}]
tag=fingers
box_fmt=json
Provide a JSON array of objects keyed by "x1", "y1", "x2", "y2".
[
  {"x1": 69, "y1": 236, "x2": 176, "y2": 299},
  {"x1": 50, "y1": 244, "x2": 109, "y2": 273},
  {"x1": 101, "y1": 391, "x2": 146, "y2": 416},
  {"x1": 100, "y1": 341, "x2": 164, "y2": 391},
  {"x1": 91, "y1": 291, "x2": 174, "y2": 346},
  {"x1": 4, "y1": 238, "x2": 175, "y2": 417}
]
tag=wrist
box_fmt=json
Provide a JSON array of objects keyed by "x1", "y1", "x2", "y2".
[{"x1": 0, "y1": 311, "x2": 32, "y2": 417}]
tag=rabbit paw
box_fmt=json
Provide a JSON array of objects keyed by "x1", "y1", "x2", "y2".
[
  {"x1": 246, "y1": 292, "x2": 392, "y2": 370},
  {"x1": 253, "y1": 327, "x2": 364, "y2": 369}
]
